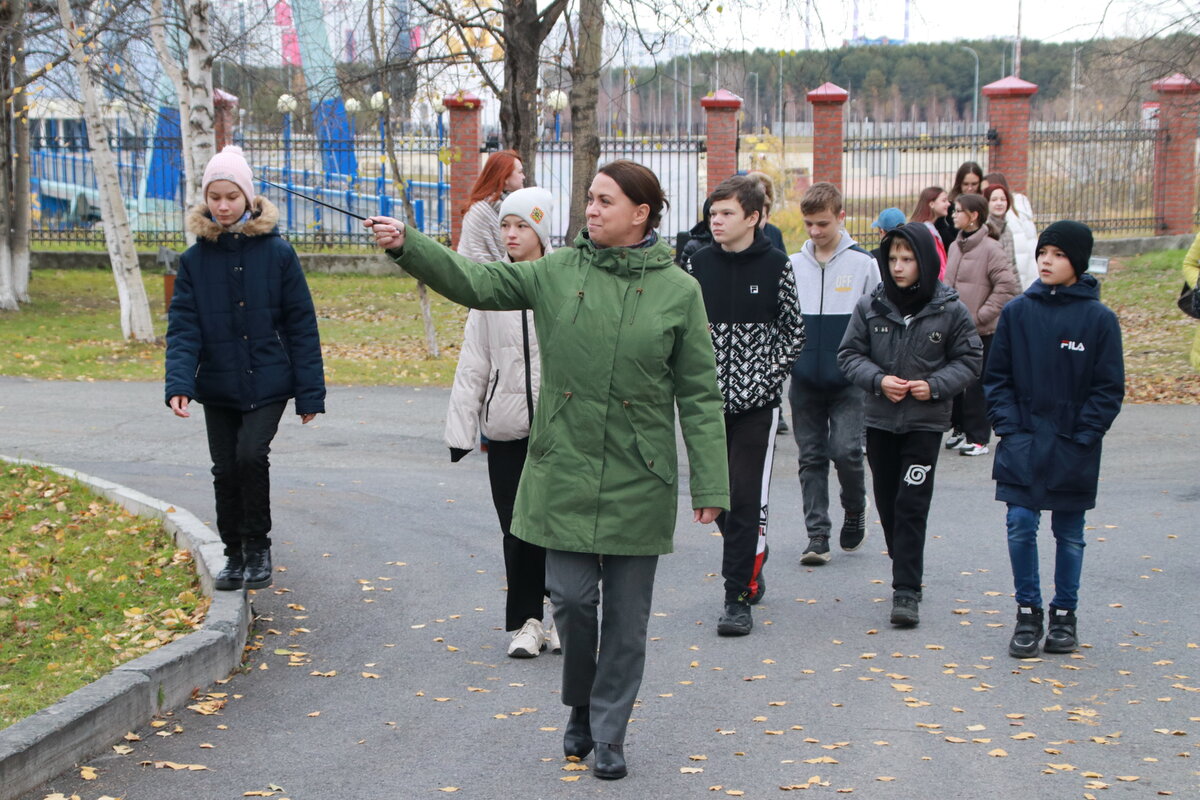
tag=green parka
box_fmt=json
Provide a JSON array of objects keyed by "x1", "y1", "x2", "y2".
[{"x1": 391, "y1": 227, "x2": 729, "y2": 556}]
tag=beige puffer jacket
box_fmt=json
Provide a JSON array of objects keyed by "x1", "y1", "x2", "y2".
[{"x1": 945, "y1": 225, "x2": 1020, "y2": 336}]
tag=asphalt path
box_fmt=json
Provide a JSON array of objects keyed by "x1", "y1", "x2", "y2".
[{"x1": 2, "y1": 376, "x2": 1197, "y2": 799}]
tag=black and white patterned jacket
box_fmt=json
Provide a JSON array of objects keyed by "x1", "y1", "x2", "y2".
[{"x1": 684, "y1": 230, "x2": 806, "y2": 415}]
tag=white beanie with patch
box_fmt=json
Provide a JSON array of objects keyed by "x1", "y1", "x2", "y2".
[{"x1": 499, "y1": 187, "x2": 555, "y2": 254}]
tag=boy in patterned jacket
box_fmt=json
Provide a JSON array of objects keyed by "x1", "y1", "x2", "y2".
[{"x1": 685, "y1": 175, "x2": 806, "y2": 636}]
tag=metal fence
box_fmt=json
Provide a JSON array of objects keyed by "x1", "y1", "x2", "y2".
[
  {"x1": 1026, "y1": 123, "x2": 1163, "y2": 236},
  {"x1": 841, "y1": 125, "x2": 992, "y2": 243},
  {"x1": 534, "y1": 136, "x2": 707, "y2": 247}
]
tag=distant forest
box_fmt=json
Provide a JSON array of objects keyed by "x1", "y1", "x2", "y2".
[{"x1": 616, "y1": 33, "x2": 1200, "y2": 129}]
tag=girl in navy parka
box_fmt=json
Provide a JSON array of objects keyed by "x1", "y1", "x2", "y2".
[
  {"x1": 984, "y1": 221, "x2": 1123, "y2": 659},
  {"x1": 165, "y1": 146, "x2": 325, "y2": 592}
]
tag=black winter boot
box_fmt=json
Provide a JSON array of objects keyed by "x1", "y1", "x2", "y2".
[
  {"x1": 242, "y1": 546, "x2": 273, "y2": 590},
  {"x1": 214, "y1": 551, "x2": 245, "y2": 591},
  {"x1": 563, "y1": 705, "x2": 594, "y2": 759},
  {"x1": 1043, "y1": 606, "x2": 1078, "y2": 653},
  {"x1": 1008, "y1": 605, "x2": 1044, "y2": 658},
  {"x1": 593, "y1": 742, "x2": 627, "y2": 780}
]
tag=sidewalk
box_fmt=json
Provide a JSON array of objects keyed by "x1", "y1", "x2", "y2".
[{"x1": 1, "y1": 377, "x2": 1197, "y2": 799}]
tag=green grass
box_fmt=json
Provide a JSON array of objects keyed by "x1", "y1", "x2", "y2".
[
  {"x1": 0, "y1": 463, "x2": 204, "y2": 729},
  {"x1": 0, "y1": 270, "x2": 469, "y2": 387}
]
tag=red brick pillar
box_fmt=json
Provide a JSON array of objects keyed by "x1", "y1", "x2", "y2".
[
  {"x1": 807, "y1": 82, "x2": 848, "y2": 188},
  {"x1": 1152, "y1": 73, "x2": 1200, "y2": 235},
  {"x1": 981, "y1": 76, "x2": 1038, "y2": 194},
  {"x1": 443, "y1": 91, "x2": 483, "y2": 248},
  {"x1": 213, "y1": 89, "x2": 239, "y2": 150},
  {"x1": 701, "y1": 89, "x2": 743, "y2": 195}
]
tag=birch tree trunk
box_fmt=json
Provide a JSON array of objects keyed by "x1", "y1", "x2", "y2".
[
  {"x1": 567, "y1": 0, "x2": 604, "y2": 240},
  {"x1": 58, "y1": 0, "x2": 155, "y2": 341},
  {"x1": 0, "y1": 1, "x2": 17, "y2": 311},
  {"x1": 11, "y1": 0, "x2": 31, "y2": 303},
  {"x1": 150, "y1": 0, "x2": 216, "y2": 244}
]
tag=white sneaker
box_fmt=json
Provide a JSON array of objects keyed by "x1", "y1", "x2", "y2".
[
  {"x1": 507, "y1": 618, "x2": 546, "y2": 658},
  {"x1": 545, "y1": 620, "x2": 561, "y2": 654},
  {"x1": 959, "y1": 443, "x2": 990, "y2": 457},
  {"x1": 944, "y1": 433, "x2": 966, "y2": 450}
]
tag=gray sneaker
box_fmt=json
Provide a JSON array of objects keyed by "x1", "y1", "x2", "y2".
[
  {"x1": 717, "y1": 599, "x2": 753, "y2": 636},
  {"x1": 800, "y1": 535, "x2": 831, "y2": 565}
]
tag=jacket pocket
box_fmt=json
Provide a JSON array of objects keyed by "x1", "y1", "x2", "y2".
[
  {"x1": 1045, "y1": 436, "x2": 1101, "y2": 493},
  {"x1": 528, "y1": 390, "x2": 571, "y2": 460},
  {"x1": 275, "y1": 331, "x2": 292, "y2": 365},
  {"x1": 623, "y1": 402, "x2": 676, "y2": 484},
  {"x1": 992, "y1": 432, "x2": 1033, "y2": 486}
]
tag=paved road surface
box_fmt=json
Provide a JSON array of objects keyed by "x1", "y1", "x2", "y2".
[{"x1": 2, "y1": 377, "x2": 1196, "y2": 799}]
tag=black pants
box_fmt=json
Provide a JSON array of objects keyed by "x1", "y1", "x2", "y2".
[
  {"x1": 718, "y1": 405, "x2": 778, "y2": 602},
  {"x1": 486, "y1": 437, "x2": 548, "y2": 631},
  {"x1": 951, "y1": 333, "x2": 992, "y2": 445},
  {"x1": 203, "y1": 401, "x2": 287, "y2": 556},
  {"x1": 865, "y1": 428, "x2": 942, "y2": 594}
]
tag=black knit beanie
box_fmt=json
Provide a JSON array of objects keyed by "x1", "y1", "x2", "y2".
[{"x1": 1036, "y1": 220, "x2": 1093, "y2": 276}]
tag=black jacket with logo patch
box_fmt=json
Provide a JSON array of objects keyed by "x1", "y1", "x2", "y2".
[{"x1": 684, "y1": 230, "x2": 806, "y2": 415}]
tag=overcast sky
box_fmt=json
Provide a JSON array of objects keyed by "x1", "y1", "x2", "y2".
[{"x1": 691, "y1": 0, "x2": 1189, "y2": 51}]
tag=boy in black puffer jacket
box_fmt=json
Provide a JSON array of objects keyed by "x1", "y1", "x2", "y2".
[
  {"x1": 837, "y1": 222, "x2": 982, "y2": 628},
  {"x1": 984, "y1": 221, "x2": 1124, "y2": 659},
  {"x1": 165, "y1": 146, "x2": 325, "y2": 591}
]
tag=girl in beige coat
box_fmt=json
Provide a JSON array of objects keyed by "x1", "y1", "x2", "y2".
[{"x1": 944, "y1": 193, "x2": 1020, "y2": 456}]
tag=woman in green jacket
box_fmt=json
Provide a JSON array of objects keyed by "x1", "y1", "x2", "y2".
[{"x1": 367, "y1": 160, "x2": 729, "y2": 781}]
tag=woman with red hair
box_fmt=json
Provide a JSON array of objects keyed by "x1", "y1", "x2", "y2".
[{"x1": 458, "y1": 149, "x2": 526, "y2": 261}]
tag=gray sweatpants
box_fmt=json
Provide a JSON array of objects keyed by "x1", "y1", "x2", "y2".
[
  {"x1": 789, "y1": 381, "x2": 868, "y2": 538},
  {"x1": 545, "y1": 549, "x2": 659, "y2": 746}
]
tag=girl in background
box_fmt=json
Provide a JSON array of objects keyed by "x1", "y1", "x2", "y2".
[
  {"x1": 458, "y1": 149, "x2": 526, "y2": 261},
  {"x1": 983, "y1": 172, "x2": 1038, "y2": 289},
  {"x1": 909, "y1": 185, "x2": 949, "y2": 276},
  {"x1": 937, "y1": 161, "x2": 984, "y2": 251}
]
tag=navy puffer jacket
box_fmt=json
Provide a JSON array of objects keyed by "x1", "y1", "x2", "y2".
[
  {"x1": 165, "y1": 197, "x2": 325, "y2": 415},
  {"x1": 983, "y1": 275, "x2": 1123, "y2": 511}
]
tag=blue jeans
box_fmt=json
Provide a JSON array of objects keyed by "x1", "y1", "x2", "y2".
[{"x1": 1005, "y1": 504, "x2": 1086, "y2": 610}]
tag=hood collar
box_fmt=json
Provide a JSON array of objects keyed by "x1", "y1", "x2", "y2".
[
  {"x1": 878, "y1": 222, "x2": 941, "y2": 316},
  {"x1": 187, "y1": 196, "x2": 280, "y2": 242}
]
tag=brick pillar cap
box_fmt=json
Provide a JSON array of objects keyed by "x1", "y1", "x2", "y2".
[
  {"x1": 807, "y1": 82, "x2": 849, "y2": 104},
  {"x1": 982, "y1": 76, "x2": 1038, "y2": 98},
  {"x1": 443, "y1": 91, "x2": 483, "y2": 110},
  {"x1": 213, "y1": 88, "x2": 238, "y2": 107},
  {"x1": 700, "y1": 89, "x2": 743, "y2": 110},
  {"x1": 1152, "y1": 73, "x2": 1200, "y2": 94}
]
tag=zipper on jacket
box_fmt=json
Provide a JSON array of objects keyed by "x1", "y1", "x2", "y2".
[
  {"x1": 275, "y1": 331, "x2": 291, "y2": 364},
  {"x1": 484, "y1": 369, "x2": 501, "y2": 421},
  {"x1": 521, "y1": 312, "x2": 534, "y2": 426}
]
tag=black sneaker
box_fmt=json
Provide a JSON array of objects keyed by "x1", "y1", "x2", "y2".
[
  {"x1": 800, "y1": 535, "x2": 831, "y2": 565},
  {"x1": 243, "y1": 547, "x2": 273, "y2": 590},
  {"x1": 717, "y1": 599, "x2": 753, "y2": 636},
  {"x1": 776, "y1": 418, "x2": 789, "y2": 435},
  {"x1": 890, "y1": 591, "x2": 920, "y2": 627},
  {"x1": 1043, "y1": 606, "x2": 1078, "y2": 653},
  {"x1": 1008, "y1": 605, "x2": 1044, "y2": 658},
  {"x1": 839, "y1": 511, "x2": 867, "y2": 552},
  {"x1": 214, "y1": 552, "x2": 245, "y2": 591}
]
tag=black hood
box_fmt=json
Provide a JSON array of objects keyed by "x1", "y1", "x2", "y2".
[
  {"x1": 878, "y1": 222, "x2": 942, "y2": 316},
  {"x1": 706, "y1": 226, "x2": 777, "y2": 263},
  {"x1": 689, "y1": 197, "x2": 714, "y2": 239}
]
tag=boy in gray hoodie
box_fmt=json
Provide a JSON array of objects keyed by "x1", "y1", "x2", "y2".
[{"x1": 837, "y1": 223, "x2": 982, "y2": 627}]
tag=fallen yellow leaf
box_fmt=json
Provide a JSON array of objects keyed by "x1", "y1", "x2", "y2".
[{"x1": 80, "y1": 766, "x2": 98, "y2": 780}]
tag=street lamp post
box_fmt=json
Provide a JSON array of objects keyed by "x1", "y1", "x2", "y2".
[
  {"x1": 960, "y1": 46, "x2": 979, "y2": 131},
  {"x1": 370, "y1": 91, "x2": 391, "y2": 218},
  {"x1": 748, "y1": 71, "x2": 760, "y2": 134},
  {"x1": 343, "y1": 96, "x2": 361, "y2": 230},
  {"x1": 277, "y1": 93, "x2": 298, "y2": 231},
  {"x1": 546, "y1": 89, "x2": 568, "y2": 142},
  {"x1": 433, "y1": 98, "x2": 446, "y2": 234}
]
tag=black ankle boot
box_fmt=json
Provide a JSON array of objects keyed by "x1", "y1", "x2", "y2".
[
  {"x1": 214, "y1": 552, "x2": 245, "y2": 591},
  {"x1": 563, "y1": 706, "x2": 593, "y2": 759},
  {"x1": 1043, "y1": 606, "x2": 1077, "y2": 653},
  {"x1": 593, "y1": 742, "x2": 626, "y2": 780},
  {"x1": 242, "y1": 546, "x2": 273, "y2": 590},
  {"x1": 1008, "y1": 605, "x2": 1043, "y2": 658}
]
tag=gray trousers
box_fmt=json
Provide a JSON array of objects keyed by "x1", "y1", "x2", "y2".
[
  {"x1": 789, "y1": 381, "x2": 868, "y2": 538},
  {"x1": 545, "y1": 549, "x2": 659, "y2": 746}
]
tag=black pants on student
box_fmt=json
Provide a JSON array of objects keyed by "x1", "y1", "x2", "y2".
[
  {"x1": 951, "y1": 333, "x2": 992, "y2": 445},
  {"x1": 718, "y1": 405, "x2": 779, "y2": 602},
  {"x1": 865, "y1": 428, "x2": 942, "y2": 595},
  {"x1": 486, "y1": 437, "x2": 548, "y2": 631},
  {"x1": 203, "y1": 401, "x2": 287, "y2": 556}
]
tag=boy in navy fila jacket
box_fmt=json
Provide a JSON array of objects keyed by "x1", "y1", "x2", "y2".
[
  {"x1": 685, "y1": 175, "x2": 806, "y2": 637},
  {"x1": 789, "y1": 182, "x2": 880, "y2": 566},
  {"x1": 983, "y1": 221, "x2": 1124, "y2": 659}
]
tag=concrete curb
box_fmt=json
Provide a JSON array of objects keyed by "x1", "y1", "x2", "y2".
[{"x1": 0, "y1": 456, "x2": 251, "y2": 800}]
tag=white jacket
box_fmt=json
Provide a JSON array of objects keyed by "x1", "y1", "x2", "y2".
[
  {"x1": 444, "y1": 307, "x2": 540, "y2": 449},
  {"x1": 1007, "y1": 193, "x2": 1038, "y2": 289}
]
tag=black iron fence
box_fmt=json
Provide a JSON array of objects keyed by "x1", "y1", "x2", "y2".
[
  {"x1": 1026, "y1": 123, "x2": 1163, "y2": 236},
  {"x1": 840, "y1": 124, "x2": 992, "y2": 243}
]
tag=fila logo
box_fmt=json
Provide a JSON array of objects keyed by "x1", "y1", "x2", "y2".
[
  {"x1": 750, "y1": 285, "x2": 760, "y2": 294},
  {"x1": 1060, "y1": 340, "x2": 1086, "y2": 352}
]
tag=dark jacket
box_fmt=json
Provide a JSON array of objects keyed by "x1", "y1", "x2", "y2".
[
  {"x1": 762, "y1": 222, "x2": 786, "y2": 254},
  {"x1": 837, "y1": 223, "x2": 983, "y2": 433},
  {"x1": 165, "y1": 197, "x2": 326, "y2": 415},
  {"x1": 676, "y1": 198, "x2": 713, "y2": 265},
  {"x1": 983, "y1": 275, "x2": 1124, "y2": 510},
  {"x1": 684, "y1": 229, "x2": 806, "y2": 415},
  {"x1": 789, "y1": 231, "x2": 879, "y2": 391}
]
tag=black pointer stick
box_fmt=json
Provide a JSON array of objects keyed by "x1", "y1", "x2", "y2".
[{"x1": 258, "y1": 178, "x2": 372, "y2": 221}]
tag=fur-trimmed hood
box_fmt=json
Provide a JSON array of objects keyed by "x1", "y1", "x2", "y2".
[{"x1": 187, "y1": 196, "x2": 280, "y2": 242}]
